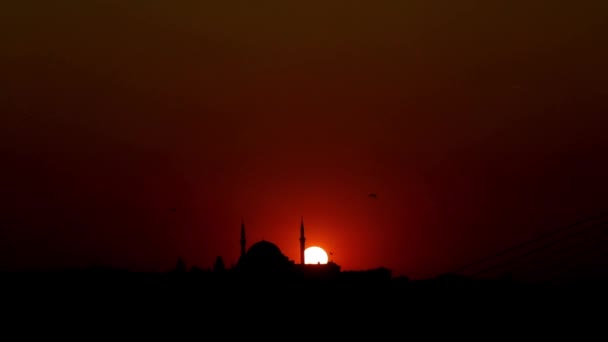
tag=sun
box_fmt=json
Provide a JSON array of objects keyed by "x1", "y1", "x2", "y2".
[{"x1": 304, "y1": 246, "x2": 329, "y2": 264}]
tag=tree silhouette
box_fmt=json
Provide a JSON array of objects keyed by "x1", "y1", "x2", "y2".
[
  {"x1": 175, "y1": 257, "x2": 187, "y2": 273},
  {"x1": 214, "y1": 256, "x2": 225, "y2": 272}
]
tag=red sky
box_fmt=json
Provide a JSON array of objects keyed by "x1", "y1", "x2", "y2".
[{"x1": 1, "y1": 1, "x2": 607, "y2": 279}]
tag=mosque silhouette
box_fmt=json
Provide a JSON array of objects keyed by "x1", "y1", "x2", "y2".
[
  {"x1": 232, "y1": 219, "x2": 342, "y2": 280},
  {"x1": 201, "y1": 219, "x2": 392, "y2": 282}
]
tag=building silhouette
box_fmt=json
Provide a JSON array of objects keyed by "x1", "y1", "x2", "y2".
[
  {"x1": 299, "y1": 218, "x2": 306, "y2": 265},
  {"x1": 231, "y1": 219, "x2": 342, "y2": 280}
]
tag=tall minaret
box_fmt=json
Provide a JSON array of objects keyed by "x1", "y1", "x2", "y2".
[
  {"x1": 240, "y1": 219, "x2": 246, "y2": 258},
  {"x1": 299, "y1": 218, "x2": 306, "y2": 265}
]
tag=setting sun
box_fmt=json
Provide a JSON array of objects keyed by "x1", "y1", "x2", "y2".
[{"x1": 304, "y1": 246, "x2": 329, "y2": 264}]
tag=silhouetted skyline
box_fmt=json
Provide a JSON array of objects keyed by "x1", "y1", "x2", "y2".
[{"x1": 1, "y1": 1, "x2": 607, "y2": 282}]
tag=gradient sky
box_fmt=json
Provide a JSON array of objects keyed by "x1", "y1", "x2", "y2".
[{"x1": 1, "y1": 1, "x2": 607, "y2": 278}]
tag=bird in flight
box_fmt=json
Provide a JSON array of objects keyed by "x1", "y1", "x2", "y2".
[{"x1": 368, "y1": 193, "x2": 377, "y2": 199}]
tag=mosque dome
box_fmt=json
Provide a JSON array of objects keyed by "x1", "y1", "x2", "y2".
[{"x1": 236, "y1": 240, "x2": 292, "y2": 272}]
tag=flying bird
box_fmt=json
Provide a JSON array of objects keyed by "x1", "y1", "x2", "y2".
[{"x1": 368, "y1": 193, "x2": 377, "y2": 199}]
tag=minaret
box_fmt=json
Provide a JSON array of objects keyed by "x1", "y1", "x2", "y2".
[
  {"x1": 240, "y1": 219, "x2": 246, "y2": 257},
  {"x1": 299, "y1": 218, "x2": 306, "y2": 265}
]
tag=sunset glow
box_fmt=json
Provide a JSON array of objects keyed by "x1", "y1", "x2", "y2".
[
  {"x1": 1, "y1": 2, "x2": 607, "y2": 281},
  {"x1": 304, "y1": 246, "x2": 329, "y2": 264}
]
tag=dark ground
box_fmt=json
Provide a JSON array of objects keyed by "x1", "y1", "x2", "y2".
[{"x1": 2, "y1": 270, "x2": 606, "y2": 327}]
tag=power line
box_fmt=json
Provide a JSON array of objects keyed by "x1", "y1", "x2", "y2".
[
  {"x1": 453, "y1": 210, "x2": 608, "y2": 274},
  {"x1": 513, "y1": 227, "x2": 608, "y2": 281},
  {"x1": 532, "y1": 235, "x2": 608, "y2": 285},
  {"x1": 471, "y1": 219, "x2": 608, "y2": 277}
]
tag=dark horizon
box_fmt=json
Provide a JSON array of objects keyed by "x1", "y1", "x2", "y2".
[{"x1": 3, "y1": 209, "x2": 607, "y2": 288}]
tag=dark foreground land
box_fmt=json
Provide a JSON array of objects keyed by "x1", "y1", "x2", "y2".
[
  {"x1": 3, "y1": 270, "x2": 606, "y2": 305},
  {"x1": 2, "y1": 270, "x2": 606, "y2": 335}
]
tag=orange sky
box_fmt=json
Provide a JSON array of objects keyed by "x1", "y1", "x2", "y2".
[{"x1": 1, "y1": 1, "x2": 607, "y2": 278}]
